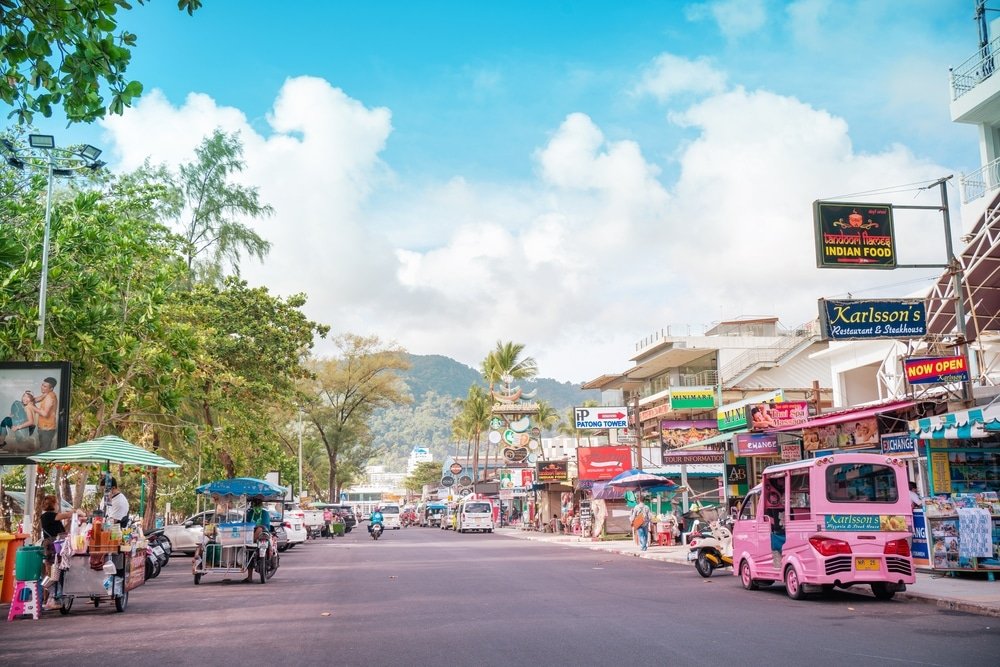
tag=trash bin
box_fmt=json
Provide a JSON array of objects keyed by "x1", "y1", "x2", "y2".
[
  {"x1": 14, "y1": 544, "x2": 44, "y2": 581},
  {"x1": 0, "y1": 533, "x2": 29, "y2": 603}
]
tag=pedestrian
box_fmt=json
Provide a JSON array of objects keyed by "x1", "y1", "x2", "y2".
[
  {"x1": 629, "y1": 494, "x2": 652, "y2": 551},
  {"x1": 909, "y1": 481, "x2": 922, "y2": 510}
]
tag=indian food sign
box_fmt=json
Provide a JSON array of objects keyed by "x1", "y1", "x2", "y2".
[
  {"x1": 813, "y1": 201, "x2": 896, "y2": 269},
  {"x1": 818, "y1": 298, "x2": 926, "y2": 340}
]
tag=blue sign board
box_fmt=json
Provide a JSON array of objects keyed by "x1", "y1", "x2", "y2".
[
  {"x1": 880, "y1": 432, "x2": 917, "y2": 457},
  {"x1": 911, "y1": 510, "x2": 929, "y2": 561},
  {"x1": 824, "y1": 514, "x2": 884, "y2": 531},
  {"x1": 818, "y1": 298, "x2": 927, "y2": 341}
]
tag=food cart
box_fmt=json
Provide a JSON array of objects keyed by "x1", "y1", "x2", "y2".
[
  {"x1": 192, "y1": 478, "x2": 285, "y2": 585},
  {"x1": 30, "y1": 435, "x2": 181, "y2": 614}
]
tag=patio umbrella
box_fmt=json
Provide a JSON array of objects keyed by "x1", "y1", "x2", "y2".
[
  {"x1": 607, "y1": 469, "x2": 677, "y2": 490},
  {"x1": 29, "y1": 435, "x2": 180, "y2": 468},
  {"x1": 195, "y1": 477, "x2": 286, "y2": 498}
]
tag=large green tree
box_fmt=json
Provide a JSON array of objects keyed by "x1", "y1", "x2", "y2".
[
  {"x1": 404, "y1": 461, "x2": 442, "y2": 493},
  {"x1": 302, "y1": 334, "x2": 411, "y2": 501},
  {"x1": 0, "y1": 0, "x2": 202, "y2": 124}
]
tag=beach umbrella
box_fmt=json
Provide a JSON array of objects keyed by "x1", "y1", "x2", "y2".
[
  {"x1": 30, "y1": 435, "x2": 180, "y2": 468},
  {"x1": 195, "y1": 477, "x2": 287, "y2": 498},
  {"x1": 607, "y1": 469, "x2": 677, "y2": 490}
]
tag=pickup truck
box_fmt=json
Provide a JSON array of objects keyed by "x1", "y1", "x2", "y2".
[{"x1": 302, "y1": 508, "x2": 326, "y2": 538}]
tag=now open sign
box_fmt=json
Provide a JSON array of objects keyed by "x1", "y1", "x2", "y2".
[{"x1": 904, "y1": 355, "x2": 969, "y2": 385}]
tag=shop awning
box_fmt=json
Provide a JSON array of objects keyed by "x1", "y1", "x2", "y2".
[
  {"x1": 771, "y1": 399, "x2": 916, "y2": 432},
  {"x1": 909, "y1": 403, "x2": 1000, "y2": 440}
]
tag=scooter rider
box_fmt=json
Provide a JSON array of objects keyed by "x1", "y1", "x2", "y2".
[{"x1": 369, "y1": 507, "x2": 384, "y2": 534}]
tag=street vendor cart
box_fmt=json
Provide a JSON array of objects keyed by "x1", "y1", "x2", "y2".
[
  {"x1": 192, "y1": 478, "x2": 284, "y2": 585},
  {"x1": 30, "y1": 435, "x2": 181, "y2": 614}
]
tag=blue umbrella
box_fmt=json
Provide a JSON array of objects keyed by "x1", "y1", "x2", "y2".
[
  {"x1": 607, "y1": 469, "x2": 677, "y2": 489},
  {"x1": 195, "y1": 477, "x2": 287, "y2": 498}
]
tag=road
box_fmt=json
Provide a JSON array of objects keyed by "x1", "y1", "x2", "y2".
[{"x1": 4, "y1": 526, "x2": 999, "y2": 666}]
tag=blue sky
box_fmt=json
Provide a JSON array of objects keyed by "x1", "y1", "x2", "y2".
[{"x1": 19, "y1": 1, "x2": 992, "y2": 381}]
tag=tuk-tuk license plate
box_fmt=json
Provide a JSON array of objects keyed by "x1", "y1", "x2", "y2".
[{"x1": 855, "y1": 558, "x2": 880, "y2": 571}]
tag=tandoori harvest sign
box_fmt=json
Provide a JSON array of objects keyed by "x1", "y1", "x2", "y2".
[
  {"x1": 818, "y1": 298, "x2": 926, "y2": 340},
  {"x1": 813, "y1": 201, "x2": 897, "y2": 269}
]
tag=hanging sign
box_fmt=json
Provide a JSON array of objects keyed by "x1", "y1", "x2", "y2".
[
  {"x1": 669, "y1": 387, "x2": 716, "y2": 410},
  {"x1": 734, "y1": 433, "x2": 780, "y2": 457},
  {"x1": 813, "y1": 201, "x2": 896, "y2": 269},
  {"x1": 903, "y1": 355, "x2": 969, "y2": 385},
  {"x1": 818, "y1": 298, "x2": 926, "y2": 340}
]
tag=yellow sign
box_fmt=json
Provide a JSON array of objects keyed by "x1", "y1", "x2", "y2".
[{"x1": 930, "y1": 452, "x2": 951, "y2": 494}]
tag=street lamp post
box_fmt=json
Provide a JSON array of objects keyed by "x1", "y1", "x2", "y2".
[{"x1": 0, "y1": 133, "x2": 104, "y2": 537}]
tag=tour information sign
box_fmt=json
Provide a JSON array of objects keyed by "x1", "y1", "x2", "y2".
[{"x1": 814, "y1": 201, "x2": 897, "y2": 269}]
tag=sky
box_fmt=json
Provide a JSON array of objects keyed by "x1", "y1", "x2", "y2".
[{"x1": 18, "y1": 1, "x2": 992, "y2": 383}]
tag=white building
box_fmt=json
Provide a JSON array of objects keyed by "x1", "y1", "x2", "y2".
[{"x1": 406, "y1": 446, "x2": 433, "y2": 474}]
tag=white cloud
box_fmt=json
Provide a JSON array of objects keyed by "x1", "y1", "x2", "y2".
[
  {"x1": 98, "y1": 73, "x2": 950, "y2": 383},
  {"x1": 632, "y1": 53, "x2": 727, "y2": 102},
  {"x1": 686, "y1": 0, "x2": 768, "y2": 39}
]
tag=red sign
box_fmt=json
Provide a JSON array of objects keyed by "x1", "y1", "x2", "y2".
[{"x1": 577, "y1": 446, "x2": 632, "y2": 480}]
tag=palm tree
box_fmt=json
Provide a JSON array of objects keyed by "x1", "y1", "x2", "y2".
[
  {"x1": 481, "y1": 340, "x2": 538, "y2": 395},
  {"x1": 454, "y1": 385, "x2": 491, "y2": 482},
  {"x1": 535, "y1": 400, "x2": 561, "y2": 435}
]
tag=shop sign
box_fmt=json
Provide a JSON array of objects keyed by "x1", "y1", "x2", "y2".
[
  {"x1": 813, "y1": 201, "x2": 896, "y2": 269},
  {"x1": 662, "y1": 451, "x2": 724, "y2": 464},
  {"x1": 499, "y1": 489, "x2": 514, "y2": 500},
  {"x1": 803, "y1": 417, "x2": 880, "y2": 452},
  {"x1": 660, "y1": 419, "x2": 718, "y2": 452},
  {"x1": 818, "y1": 298, "x2": 926, "y2": 341},
  {"x1": 880, "y1": 432, "x2": 917, "y2": 457},
  {"x1": 748, "y1": 401, "x2": 810, "y2": 431},
  {"x1": 904, "y1": 355, "x2": 969, "y2": 385},
  {"x1": 930, "y1": 452, "x2": 951, "y2": 494},
  {"x1": 911, "y1": 511, "x2": 930, "y2": 565},
  {"x1": 577, "y1": 445, "x2": 632, "y2": 480},
  {"x1": 725, "y1": 463, "x2": 749, "y2": 485},
  {"x1": 669, "y1": 387, "x2": 716, "y2": 410},
  {"x1": 823, "y1": 514, "x2": 907, "y2": 531},
  {"x1": 780, "y1": 442, "x2": 801, "y2": 461},
  {"x1": 717, "y1": 390, "x2": 784, "y2": 431},
  {"x1": 639, "y1": 402, "x2": 672, "y2": 422},
  {"x1": 574, "y1": 406, "x2": 628, "y2": 429},
  {"x1": 536, "y1": 460, "x2": 569, "y2": 482},
  {"x1": 734, "y1": 432, "x2": 779, "y2": 456}
]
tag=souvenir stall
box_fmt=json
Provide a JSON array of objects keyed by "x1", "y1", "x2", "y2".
[
  {"x1": 909, "y1": 402, "x2": 1000, "y2": 575},
  {"x1": 29, "y1": 435, "x2": 180, "y2": 612}
]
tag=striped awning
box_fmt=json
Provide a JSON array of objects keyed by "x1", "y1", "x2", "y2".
[{"x1": 909, "y1": 404, "x2": 1000, "y2": 440}]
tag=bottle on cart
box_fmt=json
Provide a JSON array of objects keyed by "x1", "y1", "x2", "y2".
[{"x1": 92, "y1": 518, "x2": 104, "y2": 550}]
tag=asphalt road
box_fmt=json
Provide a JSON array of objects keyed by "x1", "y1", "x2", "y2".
[{"x1": 4, "y1": 526, "x2": 999, "y2": 666}]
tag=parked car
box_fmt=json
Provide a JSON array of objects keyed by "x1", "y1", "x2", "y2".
[
  {"x1": 272, "y1": 519, "x2": 289, "y2": 552},
  {"x1": 279, "y1": 503, "x2": 308, "y2": 547},
  {"x1": 160, "y1": 510, "x2": 215, "y2": 556}
]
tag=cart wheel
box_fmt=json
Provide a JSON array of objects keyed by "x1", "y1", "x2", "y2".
[
  {"x1": 59, "y1": 597, "x2": 73, "y2": 615},
  {"x1": 93, "y1": 598, "x2": 101, "y2": 607},
  {"x1": 193, "y1": 573, "x2": 202, "y2": 586},
  {"x1": 115, "y1": 590, "x2": 128, "y2": 613}
]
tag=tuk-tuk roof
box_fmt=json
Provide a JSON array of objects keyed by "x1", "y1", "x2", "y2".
[
  {"x1": 427, "y1": 502, "x2": 447, "y2": 509},
  {"x1": 195, "y1": 477, "x2": 287, "y2": 498}
]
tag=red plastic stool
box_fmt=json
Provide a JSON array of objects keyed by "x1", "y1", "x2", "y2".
[
  {"x1": 656, "y1": 532, "x2": 673, "y2": 547},
  {"x1": 7, "y1": 580, "x2": 42, "y2": 621}
]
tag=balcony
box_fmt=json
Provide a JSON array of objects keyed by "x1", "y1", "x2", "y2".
[
  {"x1": 950, "y1": 36, "x2": 1000, "y2": 125},
  {"x1": 950, "y1": 38, "x2": 998, "y2": 103},
  {"x1": 960, "y1": 156, "x2": 1000, "y2": 204}
]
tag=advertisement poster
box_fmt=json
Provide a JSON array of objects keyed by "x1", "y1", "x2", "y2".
[
  {"x1": 813, "y1": 201, "x2": 896, "y2": 269},
  {"x1": 748, "y1": 401, "x2": 809, "y2": 431},
  {"x1": 0, "y1": 361, "x2": 72, "y2": 465},
  {"x1": 904, "y1": 355, "x2": 969, "y2": 385},
  {"x1": 577, "y1": 446, "x2": 632, "y2": 480},
  {"x1": 660, "y1": 419, "x2": 718, "y2": 456},
  {"x1": 819, "y1": 298, "x2": 927, "y2": 341},
  {"x1": 802, "y1": 418, "x2": 880, "y2": 452}
]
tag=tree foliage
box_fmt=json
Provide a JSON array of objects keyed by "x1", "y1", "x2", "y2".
[
  {"x1": 0, "y1": 0, "x2": 202, "y2": 124},
  {"x1": 404, "y1": 460, "x2": 442, "y2": 493}
]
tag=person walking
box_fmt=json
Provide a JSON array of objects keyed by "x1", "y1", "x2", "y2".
[{"x1": 630, "y1": 494, "x2": 652, "y2": 551}]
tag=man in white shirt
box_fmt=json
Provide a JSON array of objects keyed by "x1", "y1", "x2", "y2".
[
  {"x1": 101, "y1": 477, "x2": 130, "y2": 528},
  {"x1": 909, "y1": 481, "x2": 922, "y2": 510}
]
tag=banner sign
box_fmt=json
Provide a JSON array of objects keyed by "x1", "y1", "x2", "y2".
[
  {"x1": 669, "y1": 387, "x2": 716, "y2": 410},
  {"x1": 660, "y1": 419, "x2": 718, "y2": 453},
  {"x1": 536, "y1": 460, "x2": 569, "y2": 482},
  {"x1": 880, "y1": 432, "x2": 918, "y2": 457},
  {"x1": 818, "y1": 298, "x2": 926, "y2": 340},
  {"x1": 904, "y1": 355, "x2": 969, "y2": 385},
  {"x1": 577, "y1": 446, "x2": 632, "y2": 480},
  {"x1": 661, "y1": 451, "x2": 725, "y2": 464},
  {"x1": 748, "y1": 401, "x2": 809, "y2": 431},
  {"x1": 813, "y1": 201, "x2": 896, "y2": 269},
  {"x1": 717, "y1": 390, "x2": 783, "y2": 431},
  {"x1": 734, "y1": 432, "x2": 780, "y2": 456}
]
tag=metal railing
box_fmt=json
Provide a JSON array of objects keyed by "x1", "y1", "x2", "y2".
[
  {"x1": 718, "y1": 327, "x2": 819, "y2": 386},
  {"x1": 950, "y1": 37, "x2": 1000, "y2": 101},
  {"x1": 960, "y1": 157, "x2": 1000, "y2": 203}
]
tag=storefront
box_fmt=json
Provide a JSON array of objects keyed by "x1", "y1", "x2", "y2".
[{"x1": 908, "y1": 402, "x2": 1000, "y2": 573}]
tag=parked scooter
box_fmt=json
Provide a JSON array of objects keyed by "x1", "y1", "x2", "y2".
[{"x1": 686, "y1": 509, "x2": 734, "y2": 578}]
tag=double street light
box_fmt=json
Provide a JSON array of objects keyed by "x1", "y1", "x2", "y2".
[{"x1": 1, "y1": 134, "x2": 105, "y2": 346}]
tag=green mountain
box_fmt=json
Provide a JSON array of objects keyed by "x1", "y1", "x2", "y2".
[{"x1": 368, "y1": 354, "x2": 600, "y2": 470}]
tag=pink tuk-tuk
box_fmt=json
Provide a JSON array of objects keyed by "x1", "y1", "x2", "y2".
[{"x1": 732, "y1": 453, "x2": 915, "y2": 600}]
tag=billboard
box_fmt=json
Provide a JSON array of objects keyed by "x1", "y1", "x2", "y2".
[
  {"x1": 747, "y1": 401, "x2": 809, "y2": 431},
  {"x1": 813, "y1": 201, "x2": 896, "y2": 269},
  {"x1": 660, "y1": 419, "x2": 718, "y2": 457},
  {"x1": 0, "y1": 361, "x2": 71, "y2": 465},
  {"x1": 577, "y1": 446, "x2": 632, "y2": 480},
  {"x1": 819, "y1": 298, "x2": 926, "y2": 340},
  {"x1": 536, "y1": 460, "x2": 569, "y2": 482},
  {"x1": 717, "y1": 390, "x2": 783, "y2": 432},
  {"x1": 734, "y1": 432, "x2": 780, "y2": 457},
  {"x1": 802, "y1": 417, "x2": 880, "y2": 453},
  {"x1": 904, "y1": 356, "x2": 969, "y2": 385}
]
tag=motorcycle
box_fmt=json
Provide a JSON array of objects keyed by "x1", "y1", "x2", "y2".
[
  {"x1": 686, "y1": 510, "x2": 734, "y2": 578},
  {"x1": 370, "y1": 522, "x2": 383, "y2": 540},
  {"x1": 245, "y1": 531, "x2": 279, "y2": 584}
]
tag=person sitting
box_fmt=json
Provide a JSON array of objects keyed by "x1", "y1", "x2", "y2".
[
  {"x1": 245, "y1": 496, "x2": 271, "y2": 541},
  {"x1": 369, "y1": 508, "x2": 384, "y2": 534}
]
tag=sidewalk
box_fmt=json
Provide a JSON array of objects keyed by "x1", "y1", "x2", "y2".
[{"x1": 495, "y1": 527, "x2": 1000, "y2": 617}]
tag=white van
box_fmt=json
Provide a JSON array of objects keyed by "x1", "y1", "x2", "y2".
[
  {"x1": 456, "y1": 498, "x2": 494, "y2": 533},
  {"x1": 380, "y1": 503, "x2": 402, "y2": 529}
]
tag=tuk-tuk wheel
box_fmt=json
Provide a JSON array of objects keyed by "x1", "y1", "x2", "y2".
[{"x1": 784, "y1": 565, "x2": 806, "y2": 600}]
